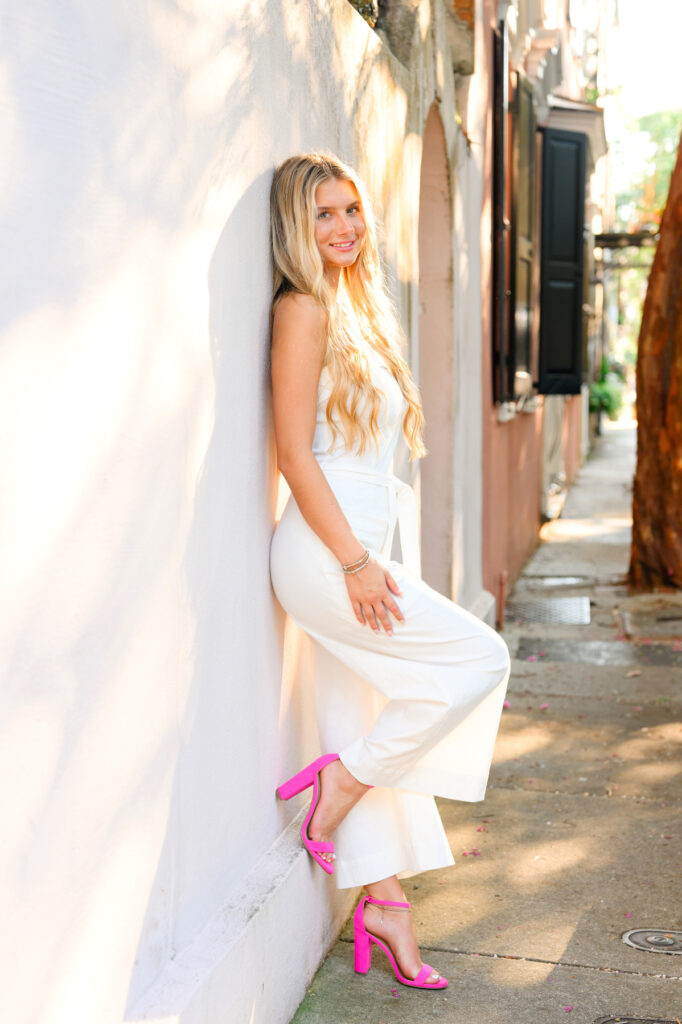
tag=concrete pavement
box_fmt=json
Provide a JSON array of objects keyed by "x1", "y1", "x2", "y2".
[{"x1": 290, "y1": 419, "x2": 682, "y2": 1024}]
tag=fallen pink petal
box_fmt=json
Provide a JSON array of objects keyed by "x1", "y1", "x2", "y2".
[
  {"x1": 526, "y1": 655, "x2": 538, "y2": 661},
  {"x1": 564, "y1": 1007, "x2": 573, "y2": 1013},
  {"x1": 624, "y1": 912, "x2": 632, "y2": 917},
  {"x1": 503, "y1": 699, "x2": 511, "y2": 709},
  {"x1": 540, "y1": 703, "x2": 549, "y2": 710}
]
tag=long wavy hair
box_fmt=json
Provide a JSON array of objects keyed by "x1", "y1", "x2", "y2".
[{"x1": 270, "y1": 152, "x2": 425, "y2": 459}]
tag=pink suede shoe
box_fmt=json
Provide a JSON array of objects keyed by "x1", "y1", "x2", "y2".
[
  {"x1": 353, "y1": 896, "x2": 448, "y2": 989},
  {"x1": 277, "y1": 753, "x2": 340, "y2": 874}
]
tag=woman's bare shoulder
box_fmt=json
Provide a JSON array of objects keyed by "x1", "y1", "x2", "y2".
[{"x1": 273, "y1": 291, "x2": 327, "y2": 340}]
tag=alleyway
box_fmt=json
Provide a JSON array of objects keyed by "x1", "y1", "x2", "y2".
[{"x1": 291, "y1": 419, "x2": 682, "y2": 1024}]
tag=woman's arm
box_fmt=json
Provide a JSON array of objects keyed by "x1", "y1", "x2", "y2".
[
  {"x1": 271, "y1": 293, "x2": 404, "y2": 634},
  {"x1": 271, "y1": 292, "x2": 366, "y2": 566}
]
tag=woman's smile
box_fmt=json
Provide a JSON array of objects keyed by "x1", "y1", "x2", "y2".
[{"x1": 314, "y1": 177, "x2": 366, "y2": 275}]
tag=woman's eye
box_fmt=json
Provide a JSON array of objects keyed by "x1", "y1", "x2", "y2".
[
  {"x1": 317, "y1": 211, "x2": 329, "y2": 219},
  {"x1": 347, "y1": 206, "x2": 358, "y2": 214}
]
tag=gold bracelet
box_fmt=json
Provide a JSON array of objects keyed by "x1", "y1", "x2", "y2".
[
  {"x1": 342, "y1": 549, "x2": 370, "y2": 574},
  {"x1": 343, "y1": 550, "x2": 368, "y2": 570}
]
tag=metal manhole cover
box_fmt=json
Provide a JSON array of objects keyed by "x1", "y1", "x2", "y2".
[
  {"x1": 623, "y1": 928, "x2": 682, "y2": 954},
  {"x1": 593, "y1": 1018, "x2": 680, "y2": 1023},
  {"x1": 507, "y1": 596, "x2": 591, "y2": 625}
]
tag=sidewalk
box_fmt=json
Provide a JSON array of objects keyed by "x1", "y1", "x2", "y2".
[{"x1": 290, "y1": 419, "x2": 682, "y2": 1024}]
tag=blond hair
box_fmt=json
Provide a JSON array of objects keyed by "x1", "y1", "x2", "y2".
[{"x1": 270, "y1": 152, "x2": 425, "y2": 459}]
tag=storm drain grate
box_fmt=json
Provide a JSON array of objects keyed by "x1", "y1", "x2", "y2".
[
  {"x1": 623, "y1": 929, "x2": 682, "y2": 955},
  {"x1": 593, "y1": 1018, "x2": 680, "y2": 1024},
  {"x1": 506, "y1": 596, "x2": 591, "y2": 625}
]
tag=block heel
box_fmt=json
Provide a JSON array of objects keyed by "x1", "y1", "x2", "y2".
[
  {"x1": 277, "y1": 753, "x2": 340, "y2": 873},
  {"x1": 352, "y1": 896, "x2": 448, "y2": 989},
  {"x1": 353, "y1": 900, "x2": 372, "y2": 973}
]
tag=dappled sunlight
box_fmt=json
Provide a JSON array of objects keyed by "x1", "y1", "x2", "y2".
[
  {"x1": 615, "y1": 721, "x2": 682, "y2": 759},
  {"x1": 0, "y1": 224, "x2": 214, "y2": 635},
  {"x1": 277, "y1": 615, "x2": 307, "y2": 731},
  {"x1": 489, "y1": 957, "x2": 554, "y2": 988},
  {"x1": 539, "y1": 516, "x2": 632, "y2": 542},
  {"x1": 43, "y1": 821, "x2": 177, "y2": 1024},
  {"x1": 618, "y1": 761, "x2": 680, "y2": 785},
  {"x1": 646, "y1": 720, "x2": 682, "y2": 743},
  {"x1": 183, "y1": 43, "x2": 251, "y2": 117},
  {"x1": 280, "y1": 0, "x2": 313, "y2": 62},
  {"x1": 0, "y1": 701, "x2": 62, "y2": 862},
  {"x1": 507, "y1": 837, "x2": 595, "y2": 886},
  {"x1": 418, "y1": 0, "x2": 431, "y2": 41},
  {"x1": 275, "y1": 471, "x2": 291, "y2": 523},
  {"x1": 493, "y1": 722, "x2": 553, "y2": 762},
  {"x1": 392, "y1": 132, "x2": 422, "y2": 286}
]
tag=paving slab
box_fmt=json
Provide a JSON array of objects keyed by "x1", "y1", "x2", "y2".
[
  {"x1": 506, "y1": 660, "x2": 681, "y2": 706},
  {"x1": 504, "y1": 614, "x2": 624, "y2": 643},
  {"x1": 617, "y1": 594, "x2": 682, "y2": 641},
  {"x1": 292, "y1": 943, "x2": 682, "y2": 1024},
  {"x1": 359, "y1": 788, "x2": 682, "y2": 975},
  {"x1": 513, "y1": 637, "x2": 682, "y2": 668},
  {"x1": 520, "y1": 543, "x2": 632, "y2": 581},
  {"x1": 491, "y1": 700, "x2": 681, "y2": 800}
]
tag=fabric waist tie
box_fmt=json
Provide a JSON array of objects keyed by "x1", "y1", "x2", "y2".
[{"x1": 317, "y1": 464, "x2": 422, "y2": 578}]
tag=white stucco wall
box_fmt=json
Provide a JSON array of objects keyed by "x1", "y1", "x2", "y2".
[{"x1": 0, "y1": 2, "x2": 487, "y2": 1022}]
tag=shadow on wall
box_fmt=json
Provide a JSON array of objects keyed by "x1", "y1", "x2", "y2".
[{"x1": 123, "y1": 171, "x2": 287, "y2": 1012}]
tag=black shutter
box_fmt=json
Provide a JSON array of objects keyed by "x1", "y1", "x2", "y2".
[
  {"x1": 538, "y1": 128, "x2": 586, "y2": 395},
  {"x1": 492, "y1": 22, "x2": 511, "y2": 403},
  {"x1": 510, "y1": 74, "x2": 536, "y2": 398}
]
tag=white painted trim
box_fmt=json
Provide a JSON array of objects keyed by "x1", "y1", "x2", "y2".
[
  {"x1": 125, "y1": 812, "x2": 356, "y2": 1024},
  {"x1": 469, "y1": 589, "x2": 497, "y2": 628}
]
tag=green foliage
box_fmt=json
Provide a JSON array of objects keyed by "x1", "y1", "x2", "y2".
[
  {"x1": 615, "y1": 108, "x2": 682, "y2": 230},
  {"x1": 590, "y1": 356, "x2": 625, "y2": 419},
  {"x1": 589, "y1": 378, "x2": 625, "y2": 420}
]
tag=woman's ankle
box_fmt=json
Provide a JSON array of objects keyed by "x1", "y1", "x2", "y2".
[{"x1": 365, "y1": 874, "x2": 406, "y2": 904}]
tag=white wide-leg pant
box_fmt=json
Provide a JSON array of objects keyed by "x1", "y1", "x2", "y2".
[{"x1": 271, "y1": 483, "x2": 511, "y2": 889}]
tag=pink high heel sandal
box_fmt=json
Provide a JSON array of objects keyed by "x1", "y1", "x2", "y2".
[
  {"x1": 277, "y1": 753, "x2": 340, "y2": 874},
  {"x1": 353, "y1": 895, "x2": 448, "y2": 989}
]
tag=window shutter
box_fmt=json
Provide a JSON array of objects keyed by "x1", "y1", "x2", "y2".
[
  {"x1": 538, "y1": 128, "x2": 587, "y2": 395},
  {"x1": 510, "y1": 74, "x2": 536, "y2": 398}
]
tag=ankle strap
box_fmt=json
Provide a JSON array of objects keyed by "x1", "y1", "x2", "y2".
[{"x1": 366, "y1": 896, "x2": 410, "y2": 909}]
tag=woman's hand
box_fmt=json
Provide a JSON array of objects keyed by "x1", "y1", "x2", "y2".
[{"x1": 345, "y1": 557, "x2": 405, "y2": 635}]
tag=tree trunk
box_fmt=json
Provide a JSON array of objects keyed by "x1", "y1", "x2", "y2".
[{"x1": 629, "y1": 130, "x2": 682, "y2": 590}]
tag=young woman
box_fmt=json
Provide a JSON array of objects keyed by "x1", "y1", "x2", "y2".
[{"x1": 269, "y1": 152, "x2": 510, "y2": 990}]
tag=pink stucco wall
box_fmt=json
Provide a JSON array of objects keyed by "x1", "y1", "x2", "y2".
[
  {"x1": 562, "y1": 394, "x2": 583, "y2": 487},
  {"x1": 479, "y1": 0, "x2": 544, "y2": 609}
]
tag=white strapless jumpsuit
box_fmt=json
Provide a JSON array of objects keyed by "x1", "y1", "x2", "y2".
[{"x1": 270, "y1": 340, "x2": 511, "y2": 888}]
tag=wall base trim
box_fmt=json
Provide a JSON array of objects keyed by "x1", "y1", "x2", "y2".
[
  {"x1": 469, "y1": 588, "x2": 497, "y2": 627},
  {"x1": 125, "y1": 813, "x2": 355, "y2": 1024}
]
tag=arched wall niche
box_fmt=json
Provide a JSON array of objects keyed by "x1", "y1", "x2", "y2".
[{"x1": 418, "y1": 102, "x2": 455, "y2": 598}]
